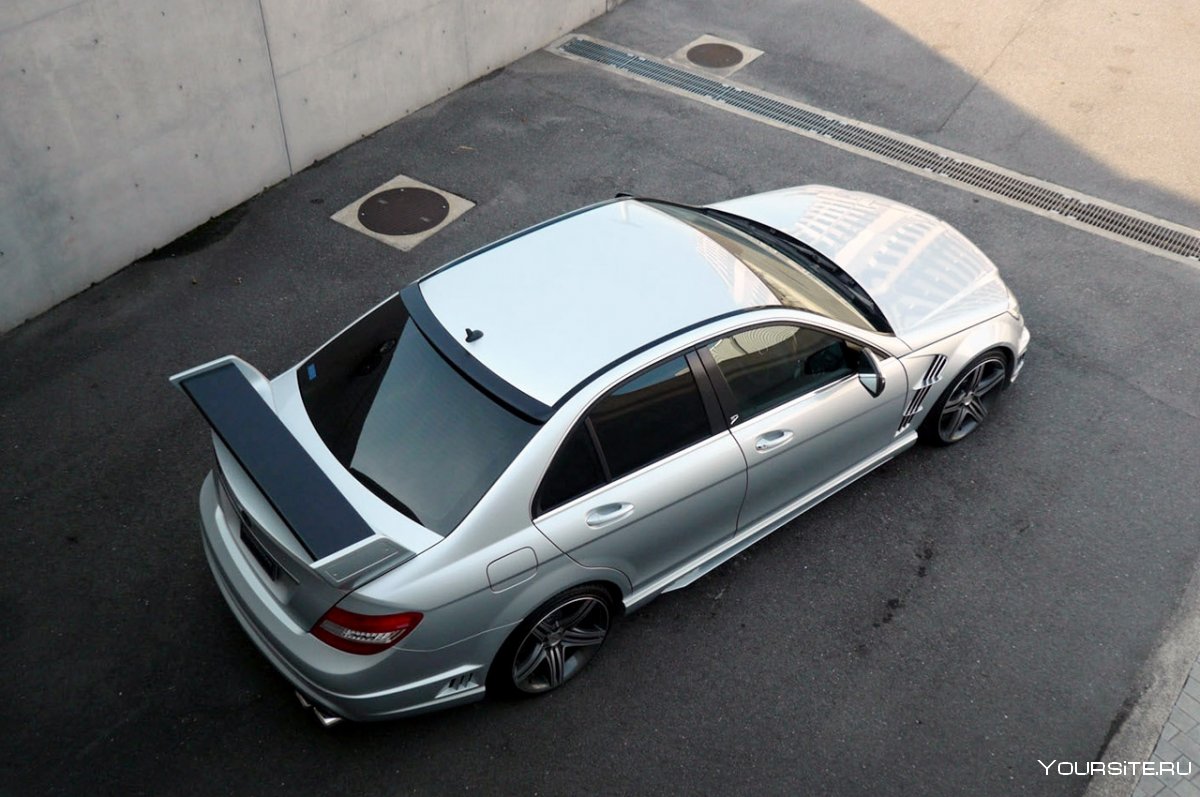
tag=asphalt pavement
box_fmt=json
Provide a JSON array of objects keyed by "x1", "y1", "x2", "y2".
[{"x1": 3, "y1": 1, "x2": 1199, "y2": 795}]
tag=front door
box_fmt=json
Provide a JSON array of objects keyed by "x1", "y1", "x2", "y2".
[{"x1": 700, "y1": 324, "x2": 905, "y2": 532}]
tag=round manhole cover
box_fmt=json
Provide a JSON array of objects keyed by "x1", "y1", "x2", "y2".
[
  {"x1": 686, "y1": 43, "x2": 744, "y2": 69},
  {"x1": 357, "y1": 187, "x2": 449, "y2": 236}
]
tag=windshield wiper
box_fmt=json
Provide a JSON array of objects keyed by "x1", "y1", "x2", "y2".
[{"x1": 700, "y1": 207, "x2": 894, "y2": 334}]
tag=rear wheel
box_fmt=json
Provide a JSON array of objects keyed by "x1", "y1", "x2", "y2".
[
  {"x1": 490, "y1": 585, "x2": 614, "y2": 697},
  {"x1": 919, "y1": 350, "x2": 1009, "y2": 445}
]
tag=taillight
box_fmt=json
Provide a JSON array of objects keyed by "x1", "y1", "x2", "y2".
[{"x1": 311, "y1": 606, "x2": 423, "y2": 655}]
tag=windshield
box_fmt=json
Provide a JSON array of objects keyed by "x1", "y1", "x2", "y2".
[
  {"x1": 298, "y1": 295, "x2": 537, "y2": 534},
  {"x1": 649, "y1": 202, "x2": 892, "y2": 333}
]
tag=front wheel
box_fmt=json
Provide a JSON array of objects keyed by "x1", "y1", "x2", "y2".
[
  {"x1": 490, "y1": 585, "x2": 614, "y2": 697},
  {"x1": 919, "y1": 350, "x2": 1009, "y2": 445}
]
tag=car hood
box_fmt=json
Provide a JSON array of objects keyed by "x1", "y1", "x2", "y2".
[{"x1": 710, "y1": 185, "x2": 1010, "y2": 349}]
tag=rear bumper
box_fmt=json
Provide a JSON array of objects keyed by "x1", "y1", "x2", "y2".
[{"x1": 198, "y1": 473, "x2": 505, "y2": 721}]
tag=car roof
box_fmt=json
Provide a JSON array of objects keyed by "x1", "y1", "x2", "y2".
[{"x1": 416, "y1": 199, "x2": 780, "y2": 409}]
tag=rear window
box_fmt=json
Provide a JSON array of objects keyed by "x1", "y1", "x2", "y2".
[{"x1": 298, "y1": 295, "x2": 537, "y2": 535}]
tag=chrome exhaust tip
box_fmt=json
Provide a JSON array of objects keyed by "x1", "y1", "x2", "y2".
[{"x1": 295, "y1": 690, "x2": 343, "y2": 727}]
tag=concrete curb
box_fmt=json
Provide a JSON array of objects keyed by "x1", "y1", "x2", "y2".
[{"x1": 1086, "y1": 560, "x2": 1200, "y2": 797}]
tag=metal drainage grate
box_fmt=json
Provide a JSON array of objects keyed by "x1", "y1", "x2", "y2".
[{"x1": 558, "y1": 37, "x2": 1200, "y2": 262}]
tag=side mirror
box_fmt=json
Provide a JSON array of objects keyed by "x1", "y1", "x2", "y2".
[{"x1": 858, "y1": 349, "x2": 886, "y2": 398}]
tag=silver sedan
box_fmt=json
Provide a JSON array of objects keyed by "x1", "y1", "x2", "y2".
[{"x1": 172, "y1": 185, "x2": 1029, "y2": 724}]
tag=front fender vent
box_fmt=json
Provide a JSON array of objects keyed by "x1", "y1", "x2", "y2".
[{"x1": 898, "y1": 355, "x2": 948, "y2": 432}]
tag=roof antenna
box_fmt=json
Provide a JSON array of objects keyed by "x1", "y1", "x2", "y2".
[{"x1": 465, "y1": 328, "x2": 484, "y2": 343}]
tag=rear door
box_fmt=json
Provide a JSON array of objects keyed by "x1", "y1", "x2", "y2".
[
  {"x1": 700, "y1": 324, "x2": 905, "y2": 532},
  {"x1": 533, "y1": 353, "x2": 747, "y2": 590}
]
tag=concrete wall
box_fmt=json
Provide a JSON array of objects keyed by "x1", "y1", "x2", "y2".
[{"x1": 0, "y1": 0, "x2": 614, "y2": 332}]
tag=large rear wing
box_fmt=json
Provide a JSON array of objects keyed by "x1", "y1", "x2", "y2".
[{"x1": 170, "y1": 357, "x2": 414, "y2": 574}]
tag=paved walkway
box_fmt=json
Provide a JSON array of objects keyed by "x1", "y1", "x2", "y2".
[
  {"x1": 1134, "y1": 660, "x2": 1200, "y2": 796},
  {"x1": 856, "y1": 0, "x2": 1200, "y2": 211}
]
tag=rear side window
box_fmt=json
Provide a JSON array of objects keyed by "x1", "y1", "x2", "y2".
[
  {"x1": 536, "y1": 424, "x2": 605, "y2": 515},
  {"x1": 707, "y1": 325, "x2": 859, "y2": 420},
  {"x1": 536, "y1": 355, "x2": 710, "y2": 514}
]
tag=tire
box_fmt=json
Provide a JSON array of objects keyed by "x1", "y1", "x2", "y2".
[
  {"x1": 918, "y1": 349, "x2": 1009, "y2": 446},
  {"x1": 489, "y1": 584, "x2": 614, "y2": 698}
]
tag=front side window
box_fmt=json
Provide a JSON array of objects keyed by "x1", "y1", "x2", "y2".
[
  {"x1": 706, "y1": 325, "x2": 859, "y2": 421},
  {"x1": 535, "y1": 355, "x2": 711, "y2": 514}
]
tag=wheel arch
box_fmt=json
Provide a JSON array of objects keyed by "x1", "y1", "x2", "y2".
[
  {"x1": 486, "y1": 578, "x2": 623, "y2": 696},
  {"x1": 499, "y1": 575, "x2": 627, "y2": 634},
  {"x1": 901, "y1": 316, "x2": 1019, "y2": 432},
  {"x1": 480, "y1": 558, "x2": 630, "y2": 644},
  {"x1": 917, "y1": 344, "x2": 1011, "y2": 445},
  {"x1": 949, "y1": 320, "x2": 1017, "y2": 378},
  {"x1": 580, "y1": 577, "x2": 627, "y2": 617}
]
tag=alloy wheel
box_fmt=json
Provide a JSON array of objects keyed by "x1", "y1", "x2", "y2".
[
  {"x1": 511, "y1": 595, "x2": 610, "y2": 693},
  {"x1": 936, "y1": 355, "x2": 1008, "y2": 443}
]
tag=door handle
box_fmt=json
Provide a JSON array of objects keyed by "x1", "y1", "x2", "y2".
[
  {"x1": 585, "y1": 502, "x2": 635, "y2": 528},
  {"x1": 754, "y1": 430, "x2": 794, "y2": 452}
]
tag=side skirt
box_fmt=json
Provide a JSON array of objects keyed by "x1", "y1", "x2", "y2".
[{"x1": 623, "y1": 431, "x2": 918, "y2": 612}]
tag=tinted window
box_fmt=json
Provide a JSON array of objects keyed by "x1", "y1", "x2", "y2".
[
  {"x1": 707, "y1": 326, "x2": 859, "y2": 420},
  {"x1": 536, "y1": 423, "x2": 605, "y2": 515},
  {"x1": 589, "y1": 356, "x2": 709, "y2": 480},
  {"x1": 299, "y1": 298, "x2": 537, "y2": 534}
]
